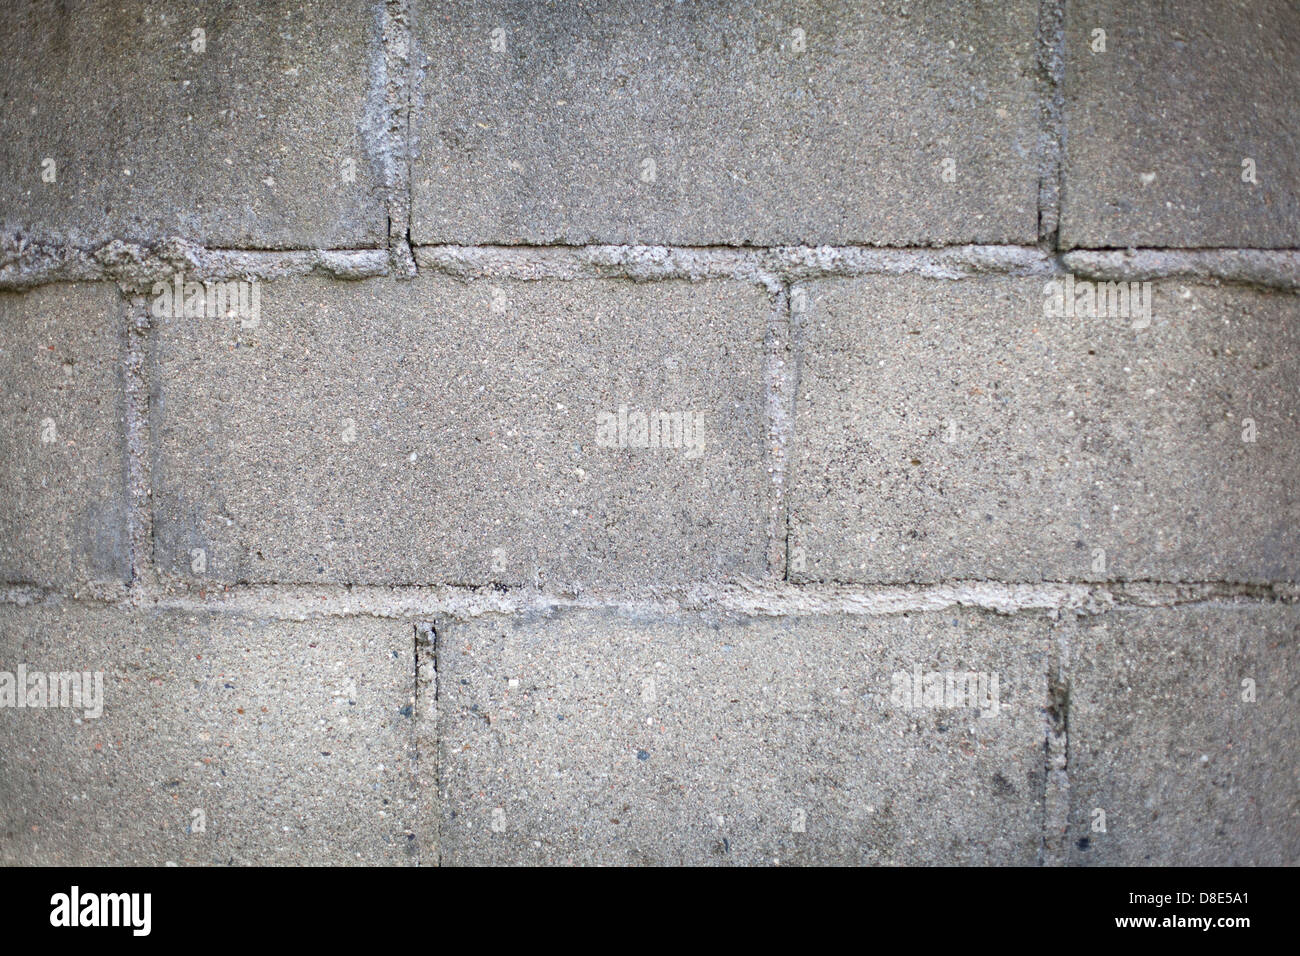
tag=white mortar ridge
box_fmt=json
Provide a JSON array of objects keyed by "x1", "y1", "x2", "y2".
[
  {"x1": 414, "y1": 243, "x2": 785, "y2": 290},
  {"x1": 7, "y1": 241, "x2": 1300, "y2": 290},
  {"x1": 0, "y1": 237, "x2": 392, "y2": 290},
  {"x1": 3, "y1": 579, "x2": 1294, "y2": 622},
  {"x1": 415, "y1": 243, "x2": 1053, "y2": 286},
  {"x1": 122, "y1": 296, "x2": 156, "y2": 590},
  {"x1": 1062, "y1": 248, "x2": 1300, "y2": 291},
  {"x1": 764, "y1": 289, "x2": 796, "y2": 575},
  {"x1": 1060, "y1": 248, "x2": 1300, "y2": 290}
]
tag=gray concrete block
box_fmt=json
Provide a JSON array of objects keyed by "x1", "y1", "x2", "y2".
[
  {"x1": 788, "y1": 275, "x2": 1300, "y2": 583},
  {"x1": 150, "y1": 275, "x2": 773, "y2": 586},
  {"x1": 411, "y1": 0, "x2": 1039, "y2": 245},
  {"x1": 434, "y1": 608, "x2": 1051, "y2": 865},
  {"x1": 1060, "y1": 0, "x2": 1300, "y2": 248},
  {"x1": 0, "y1": 284, "x2": 129, "y2": 588},
  {"x1": 1066, "y1": 604, "x2": 1300, "y2": 865},
  {"x1": 0, "y1": 603, "x2": 418, "y2": 865},
  {"x1": 0, "y1": 0, "x2": 386, "y2": 249}
]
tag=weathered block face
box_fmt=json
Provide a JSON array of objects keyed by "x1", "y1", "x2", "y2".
[
  {"x1": 433, "y1": 608, "x2": 1054, "y2": 866},
  {"x1": 0, "y1": 0, "x2": 387, "y2": 248},
  {"x1": 788, "y1": 275, "x2": 1300, "y2": 584},
  {"x1": 1062, "y1": 0, "x2": 1300, "y2": 249},
  {"x1": 0, "y1": 284, "x2": 129, "y2": 589},
  {"x1": 409, "y1": 0, "x2": 1041, "y2": 246},
  {"x1": 0, "y1": 605, "x2": 418, "y2": 866},
  {"x1": 147, "y1": 274, "x2": 776, "y2": 588}
]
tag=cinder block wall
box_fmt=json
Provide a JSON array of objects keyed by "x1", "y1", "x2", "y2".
[{"x1": 2, "y1": 0, "x2": 1297, "y2": 866}]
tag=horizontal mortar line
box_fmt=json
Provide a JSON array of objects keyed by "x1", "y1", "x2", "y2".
[
  {"x1": 1059, "y1": 248, "x2": 1300, "y2": 290},
  {"x1": 4, "y1": 240, "x2": 1045, "y2": 267},
  {"x1": 411, "y1": 241, "x2": 1046, "y2": 252},
  {"x1": 6, "y1": 238, "x2": 1300, "y2": 255},
  {"x1": 414, "y1": 242, "x2": 1300, "y2": 257},
  {"x1": 3, "y1": 579, "x2": 1296, "y2": 622},
  {"x1": 4, "y1": 243, "x2": 1300, "y2": 290},
  {"x1": 411, "y1": 243, "x2": 1049, "y2": 279},
  {"x1": 0, "y1": 247, "x2": 394, "y2": 291}
]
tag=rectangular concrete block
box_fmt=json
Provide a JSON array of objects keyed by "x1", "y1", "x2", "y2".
[
  {"x1": 0, "y1": 284, "x2": 129, "y2": 588},
  {"x1": 1066, "y1": 604, "x2": 1300, "y2": 865},
  {"x1": 0, "y1": 603, "x2": 419, "y2": 865},
  {"x1": 434, "y1": 608, "x2": 1051, "y2": 865},
  {"x1": 0, "y1": 0, "x2": 386, "y2": 248},
  {"x1": 411, "y1": 0, "x2": 1039, "y2": 245},
  {"x1": 150, "y1": 275, "x2": 773, "y2": 587},
  {"x1": 788, "y1": 275, "x2": 1300, "y2": 583},
  {"x1": 1060, "y1": 0, "x2": 1300, "y2": 248}
]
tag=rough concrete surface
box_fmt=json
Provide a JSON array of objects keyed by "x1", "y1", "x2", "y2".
[
  {"x1": 1061, "y1": 0, "x2": 1300, "y2": 248},
  {"x1": 0, "y1": 0, "x2": 387, "y2": 249},
  {"x1": 149, "y1": 275, "x2": 774, "y2": 588},
  {"x1": 0, "y1": 602, "x2": 419, "y2": 865},
  {"x1": 411, "y1": 0, "x2": 1039, "y2": 245},
  {"x1": 788, "y1": 276, "x2": 1300, "y2": 584},
  {"x1": 1066, "y1": 604, "x2": 1299, "y2": 865},
  {"x1": 0, "y1": 284, "x2": 129, "y2": 589},
  {"x1": 1, "y1": 0, "x2": 1297, "y2": 867},
  {"x1": 434, "y1": 608, "x2": 1052, "y2": 865}
]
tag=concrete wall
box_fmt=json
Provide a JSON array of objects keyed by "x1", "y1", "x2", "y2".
[{"x1": 1, "y1": 0, "x2": 1297, "y2": 865}]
